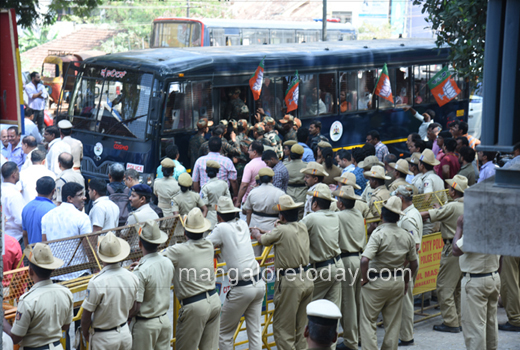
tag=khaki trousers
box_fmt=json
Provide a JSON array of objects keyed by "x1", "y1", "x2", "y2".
[
  {"x1": 273, "y1": 273, "x2": 314, "y2": 350},
  {"x1": 176, "y1": 292, "x2": 221, "y2": 350},
  {"x1": 90, "y1": 324, "x2": 132, "y2": 350},
  {"x1": 219, "y1": 281, "x2": 266, "y2": 350},
  {"x1": 360, "y1": 278, "x2": 405, "y2": 350},
  {"x1": 400, "y1": 268, "x2": 418, "y2": 342},
  {"x1": 437, "y1": 243, "x2": 462, "y2": 327},
  {"x1": 312, "y1": 260, "x2": 343, "y2": 308},
  {"x1": 500, "y1": 256, "x2": 520, "y2": 326},
  {"x1": 340, "y1": 256, "x2": 361, "y2": 349},
  {"x1": 461, "y1": 273, "x2": 500, "y2": 350},
  {"x1": 131, "y1": 314, "x2": 171, "y2": 350}
]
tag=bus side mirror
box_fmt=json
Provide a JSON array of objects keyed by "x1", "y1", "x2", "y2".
[{"x1": 149, "y1": 96, "x2": 163, "y2": 121}]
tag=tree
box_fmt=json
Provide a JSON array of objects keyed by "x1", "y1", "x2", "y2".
[
  {"x1": 413, "y1": 0, "x2": 487, "y2": 81},
  {"x1": 19, "y1": 27, "x2": 58, "y2": 52}
]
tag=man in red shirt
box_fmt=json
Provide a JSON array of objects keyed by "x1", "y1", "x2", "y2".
[
  {"x1": 437, "y1": 138, "x2": 460, "y2": 181},
  {"x1": 3, "y1": 234, "x2": 24, "y2": 287}
]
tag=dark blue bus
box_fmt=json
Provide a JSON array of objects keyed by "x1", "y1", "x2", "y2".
[{"x1": 67, "y1": 39, "x2": 469, "y2": 184}]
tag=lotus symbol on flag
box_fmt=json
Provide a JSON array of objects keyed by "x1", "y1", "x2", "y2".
[
  {"x1": 380, "y1": 77, "x2": 392, "y2": 98},
  {"x1": 288, "y1": 86, "x2": 299, "y2": 106},
  {"x1": 253, "y1": 70, "x2": 263, "y2": 92},
  {"x1": 438, "y1": 80, "x2": 458, "y2": 101}
]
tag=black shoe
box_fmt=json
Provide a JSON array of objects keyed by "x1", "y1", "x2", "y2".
[
  {"x1": 498, "y1": 322, "x2": 520, "y2": 332},
  {"x1": 433, "y1": 323, "x2": 461, "y2": 333},
  {"x1": 335, "y1": 342, "x2": 356, "y2": 350},
  {"x1": 398, "y1": 339, "x2": 414, "y2": 346}
]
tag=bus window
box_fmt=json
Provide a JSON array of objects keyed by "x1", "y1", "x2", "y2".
[
  {"x1": 282, "y1": 30, "x2": 296, "y2": 44},
  {"x1": 222, "y1": 86, "x2": 248, "y2": 121},
  {"x1": 163, "y1": 82, "x2": 193, "y2": 132},
  {"x1": 327, "y1": 30, "x2": 341, "y2": 42},
  {"x1": 154, "y1": 22, "x2": 202, "y2": 48},
  {"x1": 210, "y1": 29, "x2": 226, "y2": 47},
  {"x1": 395, "y1": 67, "x2": 412, "y2": 106},
  {"x1": 377, "y1": 67, "x2": 395, "y2": 109},
  {"x1": 42, "y1": 63, "x2": 59, "y2": 78},
  {"x1": 270, "y1": 30, "x2": 282, "y2": 45},
  {"x1": 243, "y1": 29, "x2": 269, "y2": 45},
  {"x1": 296, "y1": 30, "x2": 318, "y2": 43},
  {"x1": 339, "y1": 71, "x2": 357, "y2": 113},
  {"x1": 319, "y1": 73, "x2": 336, "y2": 114},
  {"x1": 257, "y1": 77, "x2": 282, "y2": 120},
  {"x1": 191, "y1": 22, "x2": 202, "y2": 47},
  {"x1": 358, "y1": 70, "x2": 377, "y2": 110},
  {"x1": 300, "y1": 74, "x2": 322, "y2": 117},
  {"x1": 192, "y1": 81, "x2": 213, "y2": 123}
]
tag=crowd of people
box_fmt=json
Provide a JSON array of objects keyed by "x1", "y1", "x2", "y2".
[{"x1": 1, "y1": 107, "x2": 520, "y2": 350}]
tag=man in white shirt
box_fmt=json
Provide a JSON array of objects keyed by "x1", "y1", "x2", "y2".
[
  {"x1": 58, "y1": 119, "x2": 83, "y2": 171},
  {"x1": 24, "y1": 72, "x2": 48, "y2": 132},
  {"x1": 43, "y1": 125, "x2": 70, "y2": 176},
  {"x1": 1, "y1": 161, "x2": 25, "y2": 248},
  {"x1": 22, "y1": 108, "x2": 43, "y2": 144},
  {"x1": 20, "y1": 136, "x2": 38, "y2": 171},
  {"x1": 307, "y1": 87, "x2": 327, "y2": 115},
  {"x1": 88, "y1": 178, "x2": 120, "y2": 232},
  {"x1": 19, "y1": 149, "x2": 55, "y2": 204},
  {"x1": 53, "y1": 152, "x2": 85, "y2": 205},
  {"x1": 42, "y1": 182, "x2": 92, "y2": 281},
  {"x1": 404, "y1": 107, "x2": 435, "y2": 141}
]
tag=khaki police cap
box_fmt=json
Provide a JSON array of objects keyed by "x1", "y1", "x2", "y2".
[
  {"x1": 333, "y1": 172, "x2": 361, "y2": 190},
  {"x1": 97, "y1": 231, "x2": 131, "y2": 263},
  {"x1": 307, "y1": 299, "x2": 342, "y2": 322},
  {"x1": 182, "y1": 207, "x2": 211, "y2": 234},
  {"x1": 178, "y1": 172, "x2": 193, "y2": 187},
  {"x1": 290, "y1": 144, "x2": 304, "y2": 155},
  {"x1": 332, "y1": 186, "x2": 362, "y2": 201},
  {"x1": 300, "y1": 161, "x2": 329, "y2": 177},
  {"x1": 216, "y1": 196, "x2": 241, "y2": 214},
  {"x1": 258, "y1": 167, "x2": 275, "y2": 177},
  {"x1": 391, "y1": 184, "x2": 415, "y2": 197},
  {"x1": 317, "y1": 141, "x2": 332, "y2": 149},
  {"x1": 419, "y1": 149, "x2": 440, "y2": 166},
  {"x1": 446, "y1": 174, "x2": 469, "y2": 193},
  {"x1": 358, "y1": 155, "x2": 385, "y2": 169},
  {"x1": 255, "y1": 174, "x2": 260, "y2": 180},
  {"x1": 25, "y1": 243, "x2": 64, "y2": 270},
  {"x1": 307, "y1": 183, "x2": 336, "y2": 201},
  {"x1": 263, "y1": 116, "x2": 276, "y2": 126},
  {"x1": 206, "y1": 160, "x2": 221, "y2": 169},
  {"x1": 382, "y1": 196, "x2": 405, "y2": 216},
  {"x1": 390, "y1": 159, "x2": 413, "y2": 175},
  {"x1": 279, "y1": 114, "x2": 294, "y2": 124},
  {"x1": 406, "y1": 152, "x2": 422, "y2": 165},
  {"x1": 284, "y1": 140, "x2": 297, "y2": 147},
  {"x1": 364, "y1": 165, "x2": 391, "y2": 180},
  {"x1": 272, "y1": 194, "x2": 304, "y2": 211},
  {"x1": 57, "y1": 119, "x2": 73, "y2": 130},
  {"x1": 161, "y1": 157, "x2": 175, "y2": 168},
  {"x1": 139, "y1": 220, "x2": 168, "y2": 244}
]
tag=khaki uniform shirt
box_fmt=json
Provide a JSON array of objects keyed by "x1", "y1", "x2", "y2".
[
  {"x1": 82, "y1": 264, "x2": 139, "y2": 329},
  {"x1": 133, "y1": 252, "x2": 174, "y2": 318},
  {"x1": 62, "y1": 136, "x2": 83, "y2": 169},
  {"x1": 11, "y1": 280, "x2": 73, "y2": 348},
  {"x1": 285, "y1": 159, "x2": 308, "y2": 204},
  {"x1": 207, "y1": 218, "x2": 260, "y2": 280},
  {"x1": 126, "y1": 203, "x2": 159, "y2": 226},
  {"x1": 153, "y1": 176, "x2": 180, "y2": 210},
  {"x1": 201, "y1": 178, "x2": 231, "y2": 212},
  {"x1": 362, "y1": 223, "x2": 418, "y2": 272},
  {"x1": 458, "y1": 163, "x2": 476, "y2": 186},
  {"x1": 388, "y1": 177, "x2": 418, "y2": 194},
  {"x1": 411, "y1": 174, "x2": 423, "y2": 193},
  {"x1": 336, "y1": 208, "x2": 366, "y2": 253},
  {"x1": 162, "y1": 239, "x2": 216, "y2": 301},
  {"x1": 457, "y1": 237, "x2": 500, "y2": 274},
  {"x1": 361, "y1": 180, "x2": 373, "y2": 203},
  {"x1": 323, "y1": 165, "x2": 342, "y2": 185},
  {"x1": 261, "y1": 222, "x2": 310, "y2": 270},
  {"x1": 398, "y1": 204, "x2": 423, "y2": 246},
  {"x1": 304, "y1": 183, "x2": 318, "y2": 217},
  {"x1": 331, "y1": 199, "x2": 369, "y2": 218},
  {"x1": 368, "y1": 185, "x2": 391, "y2": 218},
  {"x1": 172, "y1": 190, "x2": 205, "y2": 216},
  {"x1": 54, "y1": 168, "x2": 85, "y2": 204},
  {"x1": 418, "y1": 170, "x2": 445, "y2": 195},
  {"x1": 301, "y1": 209, "x2": 341, "y2": 264},
  {"x1": 428, "y1": 198, "x2": 464, "y2": 240},
  {"x1": 243, "y1": 183, "x2": 285, "y2": 231}
]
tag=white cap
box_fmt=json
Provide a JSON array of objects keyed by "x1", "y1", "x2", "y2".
[
  {"x1": 306, "y1": 299, "x2": 342, "y2": 322},
  {"x1": 58, "y1": 119, "x2": 73, "y2": 129}
]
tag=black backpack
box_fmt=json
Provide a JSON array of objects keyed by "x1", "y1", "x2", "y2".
[{"x1": 107, "y1": 183, "x2": 131, "y2": 227}]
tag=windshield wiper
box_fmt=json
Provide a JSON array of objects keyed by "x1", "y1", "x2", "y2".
[{"x1": 101, "y1": 114, "x2": 148, "y2": 139}]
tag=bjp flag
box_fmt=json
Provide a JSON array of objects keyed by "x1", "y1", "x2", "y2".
[
  {"x1": 249, "y1": 57, "x2": 265, "y2": 101},
  {"x1": 428, "y1": 66, "x2": 461, "y2": 107},
  {"x1": 374, "y1": 63, "x2": 393, "y2": 103},
  {"x1": 285, "y1": 71, "x2": 300, "y2": 113}
]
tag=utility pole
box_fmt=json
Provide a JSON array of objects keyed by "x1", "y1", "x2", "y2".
[
  {"x1": 322, "y1": 0, "x2": 327, "y2": 41},
  {"x1": 187, "y1": 0, "x2": 190, "y2": 17}
]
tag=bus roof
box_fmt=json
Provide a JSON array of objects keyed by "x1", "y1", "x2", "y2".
[
  {"x1": 153, "y1": 17, "x2": 356, "y2": 31},
  {"x1": 85, "y1": 39, "x2": 449, "y2": 77}
]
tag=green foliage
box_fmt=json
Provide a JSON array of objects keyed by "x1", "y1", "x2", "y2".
[
  {"x1": 19, "y1": 27, "x2": 58, "y2": 52},
  {"x1": 413, "y1": 0, "x2": 487, "y2": 81},
  {"x1": 358, "y1": 22, "x2": 396, "y2": 40},
  {"x1": 0, "y1": 0, "x2": 102, "y2": 28}
]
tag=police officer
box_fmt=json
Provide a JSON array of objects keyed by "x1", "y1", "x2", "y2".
[
  {"x1": 127, "y1": 184, "x2": 160, "y2": 225},
  {"x1": 364, "y1": 165, "x2": 391, "y2": 220},
  {"x1": 407, "y1": 152, "x2": 423, "y2": 190},
  {"x1": 417, "y1": 149, "x2": 445, "y2": 196},
  {"x1": 201, "y1": 160, "x2": 231, "y2": 228},
  {"x1": 285, "y1": 144, "x2": 307, "y2": 218},
  {"x1": 333, "y1": 172, "x2": 370, "y2": 218},
  {"x1": 243, "y1": 167, "x2": 285, "y2": 231},
  {"x1": 300, "y1": 162, "x2": 329, "y2": 217},
  {"x1": 81, "y1": 232, "x2": 139, "y2": 350},
  {"x1": 420, "y1": 174, "x2": 466, "y2": 333},
  {"x1": 251, "y1": 195, "x2": 313, "y2": 350},
  {"x1": 3, "y1": 243, "x2": 73, "y2": 350},
  {"x1": 208, "y1": 197, "x2": 265, "y2": 350},
  {"x1": 172, "y1": 173, "x2": 208, "y2": 217},
  {"x1": 301, "y1": 184, "x2": 344, "y2": 307},
  {"x1": 189, "y1": 118, "x2": 212, "y2": 169},
  {"x1": 129, "y1": 220, "x2": 174, "y2": 350},
  {"x1": 162, "y1": 208, "x2": 221, "y2": 350},
  {"x1": 360, "y1": 196, "x2": 418, "y2": 350},
  {"x1": 388, "y1": 159, "x2": 418, "y2": 194},
  {"x1": 453, "y1": 215, "x2": 501, "y2": 350},
  {"x1": 305, "y1": 300, "x2": 342, "y2": 350},
  {"x1": 264, "y1": 116, "x2": 283, "y2": 158},
  {"x1": 282, "y1": 140, "x2": 297, "y2": 163},
  {"x1": 358, "y1": 156, "x2": 384, "y2": 203},
  {"x1": 332, "y1": 186, "x2": 365, "y2": 350},
  {"x1": 58, "y1": 120, "x2": 83, "y2": 172},
  {"x1": 499, "y1": 257, "x2": 520, "y2": 332},
  {"x1": 392, "y1": 185, "x2": 423, "y2": 346},
  {"x1": 153, "y1": 158, "x2": 180, "y2": 217}
]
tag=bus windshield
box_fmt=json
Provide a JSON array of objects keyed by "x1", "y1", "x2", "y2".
[
  {"x1": 68, "y1": 66, "x2": 154, "y2": 139},
  {"x1": 152, "y1": 21, "x2": 202, "y2": 48}
]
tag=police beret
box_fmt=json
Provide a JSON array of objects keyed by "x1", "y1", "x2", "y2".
[{"x1": 132, "y1": 184, "x2": 152, "y2": 194}]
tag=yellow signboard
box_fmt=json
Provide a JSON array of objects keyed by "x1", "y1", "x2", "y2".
[
  {"x1": 457, "y1": 109, "x2": 465, "y2": 117},
  {"x1": 413, "y1": 232, "x2": 445, "y2": 295}
]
